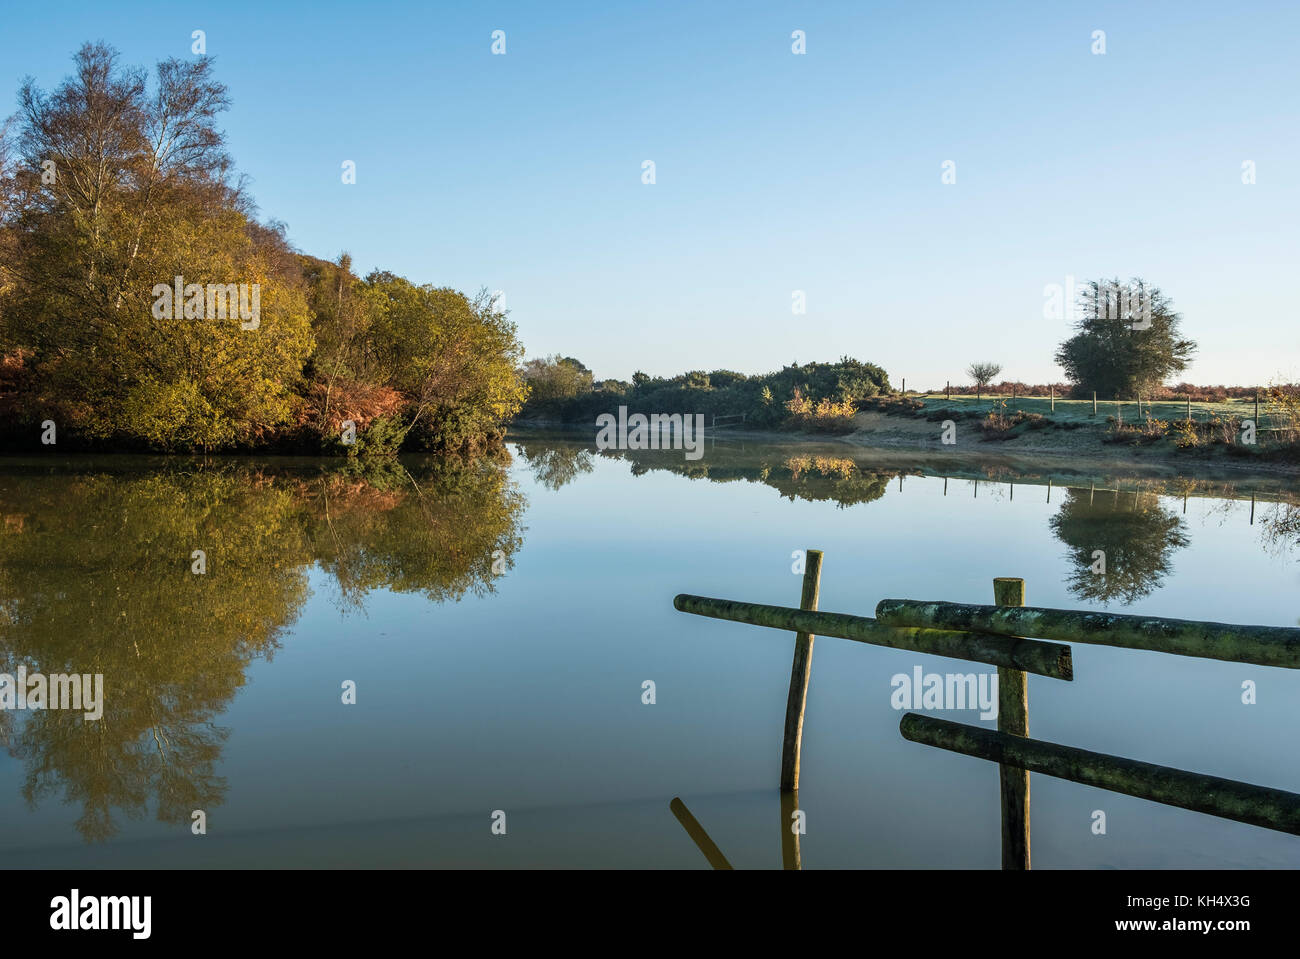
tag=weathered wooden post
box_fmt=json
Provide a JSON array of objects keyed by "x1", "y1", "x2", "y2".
[
  {"x1": 1187, "y1": 395, "x2": 1192, "y2": 421},
  {"x1": 994, "y1": 577, "x2": 1030, "y2": 870},
  {"x1": 780, "y1": 791, "x2": 801, "y2": 870},
  {"x1": 1255, "y1": 390, "x2": 1261, "y2": 423},
  {"x1": 946, "y1": 380, "x2": 950, "y2": 400},
  {"x1": 1050, "y1": 386, "x2": 1054, "y2": 412},
  {"x1": 780, "y1": 549, "x2": 823, "y2": 792},
  {"x1": 1093, "y1": 391, "x2": 1097, "y2": 417}
]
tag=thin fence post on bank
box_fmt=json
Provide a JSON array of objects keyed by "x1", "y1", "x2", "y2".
[
  {"x1": 1092, "y1": 391, "x2": 1097, "y2": 417},
  {"x1": 780, "y1": 549, "x2": 823, "y2": 792},
  {"x1": 1187, "y1": 395, "x2": 1192, "y2": 421},
  {"x1": 1050, "y1": 386, "x2": 1054, "y2": 412},
  {"x1": 994, "y1": 576, "x2": 1030, "y2": 870},
  {"x1": 1256, "y1": 390, "x2": 1261, "y2": 424},
  {"x1": 946, "y1": 380, "x2": 950, "y2": 400}
]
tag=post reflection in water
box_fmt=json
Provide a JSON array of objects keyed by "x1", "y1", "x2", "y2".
[{"x1": 668, "y1": 793, "x2": 803, "y2": 870}]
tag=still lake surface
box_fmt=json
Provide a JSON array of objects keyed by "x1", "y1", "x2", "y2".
[{"x1": 2, "y1": 435, "x2": 1298, "y2": 868}]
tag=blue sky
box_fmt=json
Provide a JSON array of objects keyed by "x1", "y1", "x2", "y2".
[{"x1": 3, "y1": 1, "x2": 1298, "y2": 386}]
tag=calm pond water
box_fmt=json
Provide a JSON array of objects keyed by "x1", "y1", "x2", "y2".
[{"x1": 1, "y1": 436, "x2": 1298, "y2": 868}]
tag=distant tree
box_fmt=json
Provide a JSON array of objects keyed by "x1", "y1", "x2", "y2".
[
  {"x1": 1054, "y1": 277, "x2": 1196, "y2": 399},
  {"x1": 520, "y1": 354, "x2": 594, "y2": 406},
  {"x1": 966, "y1": 362, "x2": 1002, "y2": 400}
]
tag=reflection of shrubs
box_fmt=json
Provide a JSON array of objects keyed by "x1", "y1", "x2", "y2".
[{"x1": 786, "y1": 455, "x2": 857, "y2": 479}]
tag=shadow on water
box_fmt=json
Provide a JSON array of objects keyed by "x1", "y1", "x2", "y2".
[{"x1": 0, "y1": 454, "x2": 525, "y2": 842}]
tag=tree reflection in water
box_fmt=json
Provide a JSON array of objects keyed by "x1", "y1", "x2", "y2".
[{"x1": 0, "y1": 456, "x2": 525, "y2": 841}]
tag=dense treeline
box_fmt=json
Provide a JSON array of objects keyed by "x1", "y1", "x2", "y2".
[
  {"x1": 0, "y1": 43, "x2": 525, "y2": 454},
  {"x1": 519, "y1": 356, "x2": 891, "y2": 430}
]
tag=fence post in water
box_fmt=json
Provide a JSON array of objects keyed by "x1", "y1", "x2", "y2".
[
  {"x1": 780, "y1": 549, "x2": 823, "y2": 792},
  {"x1": 781, "y1": 791, "x2": 802, "y2": 870},
  {"x1": 994, "y1": 576, "x2": 1030, "y2": 870}
]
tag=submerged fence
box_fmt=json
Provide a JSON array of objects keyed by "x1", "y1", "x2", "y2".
[{"x1": 671, "y1": 551, "x2": 1300, "y2": 869}]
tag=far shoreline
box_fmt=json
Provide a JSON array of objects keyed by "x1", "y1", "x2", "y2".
[{"x1": 506, "y1": 416, "x2": 1300, "y2": 483}]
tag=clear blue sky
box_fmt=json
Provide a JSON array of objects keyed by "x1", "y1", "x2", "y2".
[{"x1": 3, "y1": 1, "x2": 1298, "y2": 386}]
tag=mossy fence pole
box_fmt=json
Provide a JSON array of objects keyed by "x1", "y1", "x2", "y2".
[
  {"x1": 780, "y1": 549, "x2": 823, "y2": 792},
  {"x1": 994, "y1": 577, "x2": 1030, "y2": 870},
  {"x1": 900, "y1": 715, "x2": 1300, "y2": 836},
  {"x1": 873, "y1": 599, "x2": 1300, "y2": 669}
]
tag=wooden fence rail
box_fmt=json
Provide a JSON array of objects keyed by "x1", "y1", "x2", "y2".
[
  {"x1": 875, "y1": 599, "x2": 1300, "y2": 669},
  {"x1": 673, "y1": 594, "x2": 1074, "y2": 679},
  {"x1": 671, "y1": 550, "x2": 1300, "y2": 868},
  {"x1": 901, "y1": 713, "x2": 1300, "y2": 836}
]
